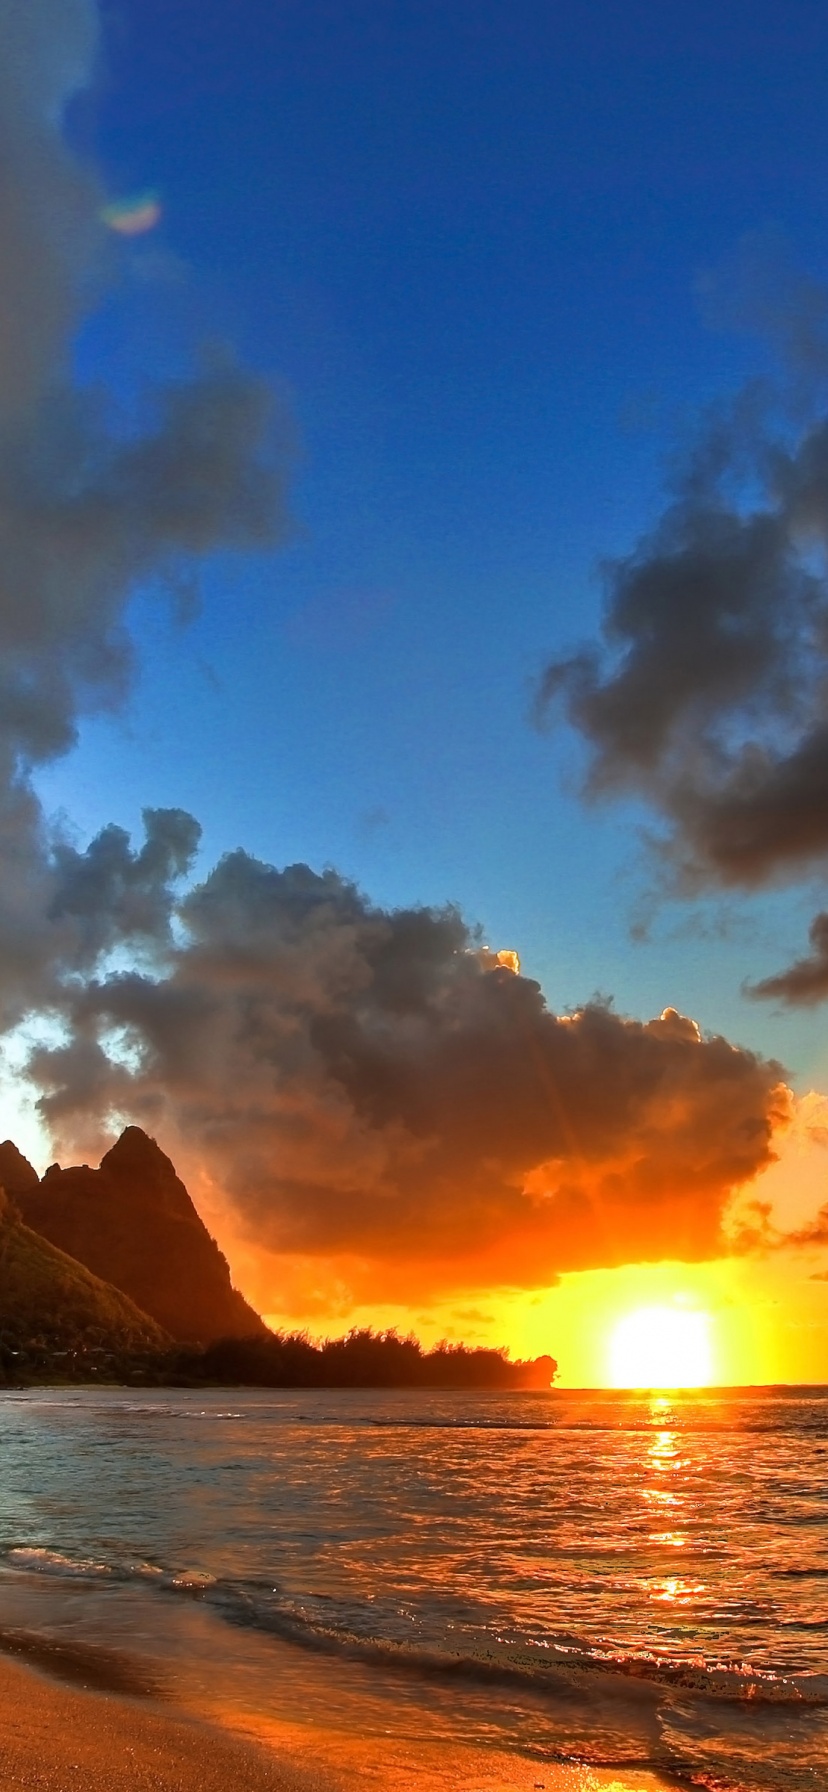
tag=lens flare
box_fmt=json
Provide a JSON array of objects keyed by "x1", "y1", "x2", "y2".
[
  {"x1": 101, "y1": 191, "x2": 162, "y2": 236},
  {"x1": 609, "y1": 1305, "x2": 713, "y2": 1388}
]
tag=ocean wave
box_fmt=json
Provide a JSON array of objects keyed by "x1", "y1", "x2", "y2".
[
  {"x1": 3, "y1": 1544, "x2": 206, "y2": 1591},
  {"x1": 307, "y1": 1412, "x2": 828, "y2": 1437},
  {"x1": 6, "y1": 1388, "x2": 828, "y2": 1439},
  {"x1": 1, "y1": 1397, "x2": 243, "y2": 1421},
  {"x1": 198, "y1": 1578, "x2": 828, "y2": 1712},
  {"x1": 5, "y1": 1547, "x2": 116, "y2": 1579},
  {"x1": 4, "y1": 1539, "x2": 827, "y2": 1717}
]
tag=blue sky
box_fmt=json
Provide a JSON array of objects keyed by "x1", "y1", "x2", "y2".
[{"x1": 41, "y1": 0, "x2": 828, "y2": 1090}]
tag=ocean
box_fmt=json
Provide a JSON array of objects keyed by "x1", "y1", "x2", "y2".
[{"x1": 0, "y1": 1384, "x2": 825, "y2": 1791}]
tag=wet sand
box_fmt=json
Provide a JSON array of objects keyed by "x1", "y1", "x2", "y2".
[
  {"x1": 0, "y1": 1640, "x2": 679, "y2": 1792},
  {"x1": 0, "y1": 1652, "x2": 337, "y2": 1792}
]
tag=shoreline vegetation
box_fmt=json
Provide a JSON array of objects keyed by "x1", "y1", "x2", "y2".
[
  {"x1": 178, "y1": 1328, "x2": 558, "y2": 1390},
  {"x1": 0, "y1": 1323, "x2": 557, "y2": 1391}
]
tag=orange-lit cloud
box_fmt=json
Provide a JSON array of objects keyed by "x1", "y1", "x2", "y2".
[{"x1": 27, "y1": 836, "x2": 791, "y2": 1308}]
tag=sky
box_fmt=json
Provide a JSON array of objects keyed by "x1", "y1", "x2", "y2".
[{"x1": 5, "y1": 0, "x2": 828, "y2": 1384}]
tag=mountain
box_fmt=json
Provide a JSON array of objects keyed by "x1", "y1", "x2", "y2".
[
  {"x1": 0, "y1": 1139, "x2": 39, "y2": 1201},
  {"x1": 0, "y1": 1186, "x2": 169, "y2": 1381},
  {"x1": 12, "y1": 1126, "x2": 266, "y2": 1345}
]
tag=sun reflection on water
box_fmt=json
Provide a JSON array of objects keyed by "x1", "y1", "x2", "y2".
[{"x1": 641, "y1": 1394, "x2": 706, "y2": 1615}]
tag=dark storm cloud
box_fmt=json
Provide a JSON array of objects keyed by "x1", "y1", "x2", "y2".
[
  {"x1": 0, "y1": 363, "x2": 289, "y2": 767},
  {"x1": 537, "y1": 307, "x2": 828, "y2": 998},
  {"x1": 49, "y1": 807, "x2": 202, "y2": 963},
  {"x1": 0, "y1": 1, "x2": 292, "y2": 1031},
  {"x1": 0, "y1": 800, "x2": 200, "y2": 1035},
  {"x1": 747, "y1": 911, "x2": 828, "y2": 1006},
  {"x1": 537, "y1": 448, "x2": 828, "y2": 888},
  {"x1": 30, "y1": 839, "x2": 790, "y2": 1295}
]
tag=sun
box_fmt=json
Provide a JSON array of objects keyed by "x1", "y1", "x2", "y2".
[{"x1": 608, "y1": 1305, "x2": 713, "y2": 1389}]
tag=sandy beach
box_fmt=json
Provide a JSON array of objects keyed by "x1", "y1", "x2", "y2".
[
  {"x1": 0, "y1": 1639, "x2": 680, "y2": 1792},
  {"x1": 0, "y1": 1650, "x2": 339, "y2": 1792}
]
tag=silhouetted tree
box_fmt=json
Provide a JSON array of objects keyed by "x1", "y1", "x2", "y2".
[{"x1": 182, "y1": 1327, "x2": 557, "y2": 1389}]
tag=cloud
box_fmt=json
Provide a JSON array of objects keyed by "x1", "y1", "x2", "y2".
[
  {"x1": 0, "y1": 0, "x2": 100, "y2": 429},
  {"x1": 695, "y1": 229, "x2": 828, "y2": 383},
  {"x1": 25, "y1": 836, "x2": 791, "y2": 1300},
  {"x1": 0, "y1": 9, "x2": 801, "y2": 1305},
  {"x1": 537, "y1": 424, "x2": 828, "y2": 890},
  {"x1": 787, "y1": 1210, "x2": 828, "y2": 1248},
  {"x1": 537, "y1": 257, "x2": 828, "y2": 999},
  {"x1": 0, "y1": 0, "x2": 293, "y2": 1035},
  {"x1": 49, "y1": 807, "x2": 202, "y2": 965},
  {"x1": 747, "y1": 911, "x2": 828, "y2": 1006},
  {"x1": 0, "y1": 0, "x2": 293, "y2": 724}
]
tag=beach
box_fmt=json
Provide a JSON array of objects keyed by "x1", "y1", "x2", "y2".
[
  {"x1": 1, "y1": 1385, "x2": 825, "y2": 1792},
  {"x1": 0, "y1": 1650, "x2": 332, "y2": 1792},
  {"x1": 0, "y1": 1644, "x2": 679, "y2": 1792}
]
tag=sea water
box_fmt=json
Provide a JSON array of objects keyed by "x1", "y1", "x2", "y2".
[{"x1": 0, "y1": 1385, "x2": 825, "y2": 1791}]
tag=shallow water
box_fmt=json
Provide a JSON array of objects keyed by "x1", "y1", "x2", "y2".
[{"x1": 0, "y1": 1385, "x2": 825, "y2": 1791}]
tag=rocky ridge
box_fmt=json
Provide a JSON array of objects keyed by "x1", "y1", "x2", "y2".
[
  {"x1": 0, "y1": 1185, "x2": 170, "y2": 1381},
  {"x1": 6, "y1": 1126, "x2": 265, "y2": 1345}
]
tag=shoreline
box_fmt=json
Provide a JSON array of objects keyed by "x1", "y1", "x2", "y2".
[
  {"x1": 0, "y1": 1637, "x2": 683, "y2": 1792},
  {"x1": 0, "y1": 1650, "x2": 339, "y2": 1791}
]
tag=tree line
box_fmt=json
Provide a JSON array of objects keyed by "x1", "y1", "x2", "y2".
[{"x1": 177, "y1": 1326, "x2": 558, "y2": 1389}]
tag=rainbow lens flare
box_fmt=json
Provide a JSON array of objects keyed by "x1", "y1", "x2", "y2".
[{"x1": 100, "y1": 191, "x2": 162, "y2": 236}]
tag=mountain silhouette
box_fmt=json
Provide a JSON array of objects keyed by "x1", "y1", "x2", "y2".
[
  {"x1": 0, "y1": 1139, "x2": 40, "y2": 1201},
  {"x1": 0, "y1": 1184, "x2": 169, "y2": 1379},
  {"x1": 13, "y1": 1126, "x2": 266, "y2": 1344}
]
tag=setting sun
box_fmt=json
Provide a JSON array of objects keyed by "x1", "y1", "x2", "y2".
[{"x1": 609, "y1": 1305, "x2": 713, "y2": 1389}]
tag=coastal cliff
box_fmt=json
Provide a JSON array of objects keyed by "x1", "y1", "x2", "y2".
[
  {"x1": 8, "y1": 1127, "x2": 265, "y2": 1345},
  {"x1": 0, "y1": 1185, "x2": 169, "y2": 1379}
]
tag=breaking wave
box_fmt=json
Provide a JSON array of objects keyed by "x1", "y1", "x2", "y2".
[{"x1": 3, "y1": 1540, "x2": 826, "y2": 1715}]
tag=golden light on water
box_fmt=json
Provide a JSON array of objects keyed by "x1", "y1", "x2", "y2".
[{"x1": 608, "y1": 1304, "x2": 713, "y2": 1388}]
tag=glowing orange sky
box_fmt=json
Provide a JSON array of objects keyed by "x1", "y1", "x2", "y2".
[
  {"x1": 6, "y1": 1074, "x2": 828, "y2": 1387},
  {"x1": 200, "y1": 1090, "x2": 828, "y2": 1387}
]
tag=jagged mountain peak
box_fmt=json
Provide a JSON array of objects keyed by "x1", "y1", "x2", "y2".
[
  {"x1": 0, "y1": 1139, "x2": 40, "y2": 1200},
  {"x1": 15, "y1": 1127, "x2": 266, "y2": 1345},
  {"x1": 102, "y1": 1125, "x2": 171, "y2": 1175}
]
